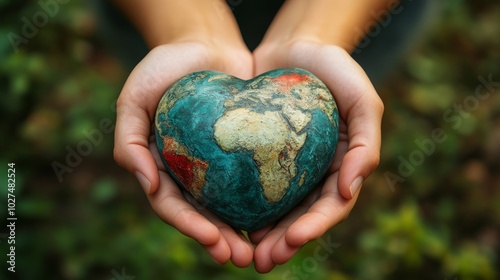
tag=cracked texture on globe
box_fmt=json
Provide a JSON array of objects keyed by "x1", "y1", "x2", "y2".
[{"x1": 155, "y1": 68, "x2": 339, "y2": 231}]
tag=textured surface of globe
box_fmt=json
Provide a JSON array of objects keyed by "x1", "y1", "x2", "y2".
[{"x1": 155, "y1": 68, "x2": 339, "y2": 231}]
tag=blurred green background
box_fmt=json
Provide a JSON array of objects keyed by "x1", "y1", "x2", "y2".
[{"x1": 1, "y1": 0, "x2": 499, "y2": 279}]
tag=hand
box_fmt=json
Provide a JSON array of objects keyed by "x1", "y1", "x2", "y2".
[
  {"x1": 250, "y1": 40, "x2": 384, "y2": 272},
  {"x1": 113, "y1": 41, "x2": 256, "y2": 267}
]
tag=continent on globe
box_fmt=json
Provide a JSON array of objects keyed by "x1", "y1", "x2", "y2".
[
  {"x1": 214, "y1": 107, "x2": 307, "y2": 203},
  {"x1": 155, "y1": 68, "x2": 339, "y2": 231},
  {"x1": 161, "y1": 136, "x2": 208, "y2": 200}
]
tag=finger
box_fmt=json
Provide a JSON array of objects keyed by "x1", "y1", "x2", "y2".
[
  {"x1": 268, "y1": 187, "x2": 324, "y2": 265},
  {"x1": 193, "y1": 202, "x2": 254, "y2": 267},
  {"x1": 254, "y1": 218, "x2": 300, "y2": 272},
  {"x1": 270, "y1": 238, "x2": 302, "y2": 265},
  {"x1": 248, "y1": 223, "x2": 275, "y2": 245},
  {"x1": 203, "y1": 239, "x2": 231, "y2": 265},
  {"x1": 114, "y1": 97, "x2": 160, "y2": 194},
  {"x1": 113, "y1": 54, "x2": 171, "y2": 194},
  {"x1": 328, "y1": 120, "x2": 348, "y2": 172},
  {"x1": 284, "y1": 173, "x2": 360, "y2": 248},
  {"x1": 254, "y1": 188, "x2": 320, "y2": 271},
  {"x1": 220, "y1": 228, "x2": 254, "y2": 267},
  {"x1": 149, "y1": 140, "x2": 167, "y2": 172},
  {"x1": 334, "y1": 67, "x2": 382, "y2": 199},
  {"x1": 149, "y1": 173, "x2": 226, "y2": 250},
  {"x1": 253, "y1": 227, "x2": 282, "y2": 273}
]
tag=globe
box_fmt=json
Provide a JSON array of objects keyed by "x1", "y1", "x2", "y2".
[{"x1": 155, "y1": 68, "x2": 339, "y2": 231}]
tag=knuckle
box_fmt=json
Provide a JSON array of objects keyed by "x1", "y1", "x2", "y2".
[
  {"x1": 369, "y1": 93, "x2": 384, "y2": 115},
  {"x1": 113, "y1": 146, "x2": 124, "y2": 165},
  {"x1": 376, "y1": 97, "x2": 385, "y2": 114},
  {"x1": 371, "y1": 152, "x2": 381, "y2": 168},
  {"x1": 365, "y1": 153, "x2": 381, "y2": 175},
  {"x1": 341, "y1": 211, "x2": 351, "y2": 222},
  {"x1": 115, "y1": 94, "x2": 126, "y2": 108}
]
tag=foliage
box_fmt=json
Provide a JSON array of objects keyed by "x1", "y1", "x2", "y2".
[{"x1": 0, "y1": 0, "x2": 498, "y2": 279}]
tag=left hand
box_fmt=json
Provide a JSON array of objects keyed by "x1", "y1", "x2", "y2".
[
  {"x1": 250, "y1": 40, "x2": 384, "y2": 273},
  {"x1": 114, "y1": 41, "x2": 255, "y2": 267}
]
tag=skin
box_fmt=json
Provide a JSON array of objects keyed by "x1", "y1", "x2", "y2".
[{"x1": 113, "y1": 0, "x2": 388, "y2": 272}]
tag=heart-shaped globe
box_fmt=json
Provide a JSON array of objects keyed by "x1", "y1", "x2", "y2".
[{"x1": 154, "y1": 68, "x2": 339, "y2": 231}]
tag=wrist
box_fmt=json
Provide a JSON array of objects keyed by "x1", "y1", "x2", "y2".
[
  {"x1": 113, "y1": 0, "x2": 247, "y2": 50},
  {"x1": 256, "y1": 0, "x2": 399, "y2": 54}
]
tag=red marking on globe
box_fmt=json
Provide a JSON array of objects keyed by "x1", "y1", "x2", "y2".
[
  {"x1": 163, "y1": 152, "x2": 197, "y2": 188},
  {"x1": 272, "y1": 72, "x2": 312, "y2": 92},
  {"x1": 161, "y1": 136, "x2": 209, "y2": 194}
]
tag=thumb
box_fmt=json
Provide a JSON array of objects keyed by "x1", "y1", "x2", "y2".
[
  {"x1": 293, "y1": 44, "x2": 383, "y2": 200},
  {"x1": 337, "y1": 141, "x2": 381, "y2": 199},
  {"x1": 113, "y1": 93, "x2": 160, "y2": 195},
  {"x1": 336, "y1": 85, "x2": 383, "y2": 199}
]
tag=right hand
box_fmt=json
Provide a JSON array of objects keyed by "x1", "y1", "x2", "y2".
[
  {"x1": 113, "y1": 41, "x2": 256, "y2": 267},
  {"x1": 251, "y1": 40, "x2": 384, "y2": 272}
]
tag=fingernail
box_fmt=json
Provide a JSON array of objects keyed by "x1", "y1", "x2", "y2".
[
  {"x1": 135, "y1": 172, "x2": 151, "y2": 194},
  {"x1": 349, "y1": 176, "x2": 363, "y2": 197}
]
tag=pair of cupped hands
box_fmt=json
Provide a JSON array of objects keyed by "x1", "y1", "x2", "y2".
[{"x1": 113, "y1": 39, "x2": 383, "y2": 273}]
